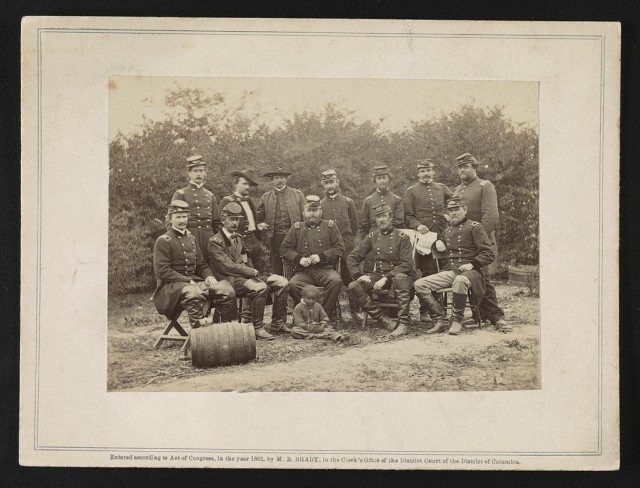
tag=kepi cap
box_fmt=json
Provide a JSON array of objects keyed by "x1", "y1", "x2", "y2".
[
  {"x1": 304, "y1": 194, "x2": 322, "y2": 209},
  {"x1": 321, "y1": 169, "x2": 338, "y2": 181},
  {"x1": 186, "y1": 155, "x2": 207, "y2": 169},
  {"x1": 372, "y1": 203, "x2": 392, "y2": 216},
  {"x1": 168, "y1": 200, "x2": 190, "y2": 214},
  {"x1": 220, "y1": 201, "x2": 245, "y2": 218},
  {"x1": 446, "y1": 197, "x2": 466, "y2": 210},
  {"x1": 453, "y1": 153, "x2": 479, "y2": 168},
  {"x1": 231, "y1": 169, "x2": 259, "y2": 187},
  {"x1": 263, "y1": 165, "x2": 292, "y2": 178},
  {"x1": 372, "y1": 165, "x2": 391, "y2": 177},
  {"x1": 416, "y1": 159, "x2": 435, "y2": 169}
]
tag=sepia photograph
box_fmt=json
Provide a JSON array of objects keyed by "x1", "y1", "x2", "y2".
[
  {"x1": 20, "y1": 17, "x2": 619, "y2": 470},
  {"x1": 108, "y1": 76, "x2": 540, "y2": 392}
]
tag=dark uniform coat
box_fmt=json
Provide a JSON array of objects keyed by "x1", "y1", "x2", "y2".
[
  {"x1": 360, "y1": 189, "x2": 404, "y2": 234},
  {"x1": 152, "y1": 227, "x2": 213, "y2": 317},
  {"x1": 403, "y1": 181, "x2": 453, "y2": 233},
  {"x1": 319, "y1": 193, "x2": 359, "y2": 252},
  {"x1": 256, "y1": 186, "x2": 306, "y2": 239},
  {"x1": 440, "y1": 218, "x2": 495, "y2": 272},
  {"x1": 280, "y1": 219, "x2": 345, "y2": 272},
  {"x1": 172, "y1": 183, "x2": 222, "y2": 263},
  {"x1": 207, "y1": 230, "x2": 258, "y2": 283},
  {"x1": 347, "y1": 228, "x2": 416, "y2": 281},
  {"x1": 452, "y1": 177, "x2": 499, "y2": 237}
]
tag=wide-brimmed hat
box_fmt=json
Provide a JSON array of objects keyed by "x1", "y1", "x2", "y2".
[
  {"x1": 263, "y1": 165, "x2": 292, "y2": 178},
  {"x1": 231, "y1": 169, "x2": 259, "y2": 186}
]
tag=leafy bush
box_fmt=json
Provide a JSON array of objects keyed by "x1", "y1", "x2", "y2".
[{"x1": 109, "y1": 88, "x2": 538, "y2": 295}]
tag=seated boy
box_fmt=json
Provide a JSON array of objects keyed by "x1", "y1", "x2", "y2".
[{"x1": 290, "y1": 285, "x2": 346, "y2": 342}]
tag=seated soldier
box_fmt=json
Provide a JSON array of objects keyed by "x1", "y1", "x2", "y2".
[
  {"x1": 280, "y1": 195, "x2": 345, "y2": 322},
  {"x1": 152, "y1": 200, "x2": 235, "y2": 327},
  {"x1": 208, "y1": 201, "x2": 290, "y2": 340},
  {"x1": 290, "y1": 285, "x2": 346, "y2": 342},
  {"x1": 346, "y1": 203, "x2": 416, "y2": 337},
  {"x1": 413, "y1": 197, "x2": 496, "y2": 335}
]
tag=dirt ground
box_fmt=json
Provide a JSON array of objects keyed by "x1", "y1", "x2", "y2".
[{"x1": 108, "y1": 283, "x2": 539, "y2": 392}]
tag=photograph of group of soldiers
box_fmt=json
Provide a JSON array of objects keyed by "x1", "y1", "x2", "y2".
[{"x1": 153, "y1": 150, "x2": 511, "y2": 342}]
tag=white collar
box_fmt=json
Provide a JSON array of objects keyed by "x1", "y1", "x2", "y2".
[
  {"x1": 172, "y1": 226, "x2": 187, "y2": 235},
  {"x1": 190, "y1": 181, "x2": 204, "y2": 189}
]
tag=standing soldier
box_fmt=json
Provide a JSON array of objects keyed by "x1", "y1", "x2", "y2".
[
  {"x1": 280, "y1": 195, "x2": 345, "y2": 322},
  {"x1": 413, "y1": 198, "x2": 496, "y2": 335},
  {"x1": 451, "y1": 153, "x2": 510, "y2": 331},
  {"x1": 256, "y1": 165, "x2": 306, "y2": 276},
  {"x1": 152, "y1": 200, "x2": 235, "y2": 328},
  {"x1": 219, "y1": 170, "x2": 263, "y2": 263},
  {"x1": 319, "y1": 169, "x2": 359, "y2": 287},
  {"x1": 208, "y1": 202, "x2": 290, "y2": 340},
  {"x1": 171, "y1": 155, "x2": 222, "y2": 265},
  {"x1": 360, "y1": 165, "x2": 404, "y2": 235},
  {"x1": 403, "y1": 159, "x2": 453, "y2": 322},
  {"x1": 347, "y1": 204, "x2": 416, "y2": 337}
]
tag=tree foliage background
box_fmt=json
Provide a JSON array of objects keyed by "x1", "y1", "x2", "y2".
[{"x1": 110, "y1": 87, "x2": 538, "y2": 295}]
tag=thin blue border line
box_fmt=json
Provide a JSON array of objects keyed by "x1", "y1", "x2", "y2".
[{"x1": 32, "y1": 27, "x2": 606, "y2": 457}]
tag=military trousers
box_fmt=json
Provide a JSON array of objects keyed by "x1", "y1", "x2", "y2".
[
  {"x1": 414, "y1": 269, "x2": 486, "y2": 317},
  {"x1": 221, "y1": 274, "x2": 289, "y2": 330},
  {"x1": 347, "y1": 272, "x2": 413, "y2": 326},
  {"x1": 289, "y1": 267, "x2": 342, "y2": 321},
  {"x1": 270, "y1": 232, "x2": 287, "y2": 276},
  {"x1": 179, "y1": 279, "x2": 235, "y2": 326}
]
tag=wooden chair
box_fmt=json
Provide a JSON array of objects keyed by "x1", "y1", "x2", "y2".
[
  {"x1": 153, "y1": 300, "x2": 212, "y2": 360},
  {"x1": 431, "y1": 248, "x2": 482, "y2": 327}
]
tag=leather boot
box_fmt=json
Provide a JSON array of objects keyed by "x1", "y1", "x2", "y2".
[
  {"x1": 421, "y1": 293, "x2": 449, "y2": 334},
  {"x1": 391, "y1": 277, "x2": 412, "y2": 336},
  {"x1": 390, "y1": 322, "x2": 408, "y2": 337},
  {"x1": 183, "y1": 298, "x2": 205, "y2": 328},
  {"x1": 449, "y1": 292, "x2": 467, "y2": 335},
  {"x1": 418, "y1": 296, "x2": 434, "y2": 325}
]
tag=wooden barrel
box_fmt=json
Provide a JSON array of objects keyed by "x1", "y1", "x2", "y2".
[{"x1": 190, "y1": 322, "x2": 256, "y2": 368}]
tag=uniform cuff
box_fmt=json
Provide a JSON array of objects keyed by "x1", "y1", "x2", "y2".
[
  {"x1": 470, "y1": 259, "x2": 483, "y2": 269},
  {"x1": 318, "y1": 252, "x2": 327, "y2": 263},
  {"x1": 385, "y1": 273, "x2": 394, "y2": 281},
  {"x1": 352, "y1": 272, "x2": 363, "y2": 280}
]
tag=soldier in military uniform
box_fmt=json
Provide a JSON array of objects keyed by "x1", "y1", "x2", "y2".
[
  {"x1": 208, "y1": 202, "x2": 290, "y2": 340},
  {"x1": 280, "y1": 195, "x2": 346, "y2": 321},
  {"x1": 319, "y1": 169, "x2": 359, "y2": 288},
  {"x1": 219, "y1": 170, "x2": 264, "y2": 262},
  {"x1": 403, "y1": 159, "x2": 453, "y2": 322},
  {"x1": 360, "y1": 165, "x2": 404, "y2": 235},
  {"x1": 256, "y1": 165, "x2": 306, "y2": 276},
  {"x1": 171, "y1": 155, "x2": 222, "y2": 266},
  {"x1": 347, "y1": 203, "x2": 416, "y2": 337},
  {"x1": 452, "y1": 153, "x2": 510, "y2": 331},
  {"x1": 414, "y1": 198, "x2": 495, "y2": 335},
  {"x1": 152, "y1": 200, "x2": 235, "y2": 327}
]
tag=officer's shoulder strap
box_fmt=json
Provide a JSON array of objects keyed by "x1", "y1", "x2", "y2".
[
  {"x1": 478, "y1": 179, "x2": 489, "y2": 187},
  {"x1": 210, "y1": 235, "x2": 223, "y2": 244},
  {"x1": 327, "y1": 219, "x2": 334, "y2": 227},
  {"x1": 368, "y1": 232, "x2": 374, "y2": 238},
  {"x1": 186, "y1": 230, "x2": 195, "y2": 237},
  {"x1": 160, "y1": 233, "x2": 172, "y2": 242},
  {"x1": 175, "y1": 188, "x2": 185, "y2": 195},
  {"x1": 344, "y1": 195, "x2": 353, "y2": 202},
  {"x1": 454, "y1": 183, "x2": 463, "y2": 192},
  {"x1": 294, "y1": 222, "x2": 301, "y2": 229}
]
